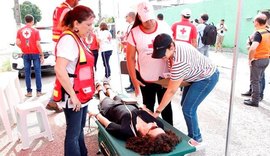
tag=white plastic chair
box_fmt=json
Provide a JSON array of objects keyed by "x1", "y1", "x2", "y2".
[
  {"x1": 0, "y1": 83, "x2": 13, "y2": 142},
  {"x1": 1, "y1": 71, "x2": 54, "y2": 149},
  {"x1": 15, "y1": 100, "x2": 54, "y2": 149}
]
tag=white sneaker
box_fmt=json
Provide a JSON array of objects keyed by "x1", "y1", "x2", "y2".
[
  {"x1": 103, "y1": 76, "x2": 111, "y2": 83},
  {"x1": 188, "y1": 139, "x2": 206, "y2": 151}
]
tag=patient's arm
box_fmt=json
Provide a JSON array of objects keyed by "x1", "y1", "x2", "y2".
[
  {"x1": 95, "y1": 113, "x2": 111, "y2": 128},
  {"x1": 88, "y1": 110, "x2": 111, "y2": 128}
]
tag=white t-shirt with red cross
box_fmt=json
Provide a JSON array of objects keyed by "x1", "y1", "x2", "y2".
[{"x1": 127, "y1": 20, "x2": 172, "y2": 82}]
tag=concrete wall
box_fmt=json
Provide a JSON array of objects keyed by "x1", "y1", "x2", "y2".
[{"x1": 155, "y1": 0, "x2": 270, "y2": 53}]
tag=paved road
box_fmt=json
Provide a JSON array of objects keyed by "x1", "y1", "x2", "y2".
[{"x1": 1, "y1": 44, "x2": 270, "y2": 155}]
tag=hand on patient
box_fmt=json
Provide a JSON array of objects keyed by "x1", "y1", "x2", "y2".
[
  {"x1": 153, "y1": 112, "x2": 160, "y2": 118},
  {"x1": 88, "y1": 108, "x2": 100, "y2": 118}
]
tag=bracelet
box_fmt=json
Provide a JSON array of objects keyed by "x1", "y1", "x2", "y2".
[{"x1": 155, "y1": 110, "x2": 162, "y2": 114}]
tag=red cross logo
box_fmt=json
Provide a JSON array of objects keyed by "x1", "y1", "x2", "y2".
[
  {"x1": 22, "y1": 29, "x2": 31, "y2": 38},
  {"x1": 144, "y1": 6, "x2": 149, "y2": 12},
  {"x1": 148, "y1": 40, "x2": 154, "y2": 48},
  {"x1": 24, "y1": 31, "x2": 29, "y2": 37},
  {"x1": 180, "y1": 28, "x2": 186, "y2": 34}
]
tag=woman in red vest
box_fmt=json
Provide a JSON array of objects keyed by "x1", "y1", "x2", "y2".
[{"x1": 54, "y1": 5, "x2": 95, "y2": 156}]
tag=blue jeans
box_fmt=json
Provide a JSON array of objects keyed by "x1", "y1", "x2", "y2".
[
  {"x1": 197, "y1": 45, "x2": 210, "y2": 57},
  {"x1": 101, "y1": 50, "x2": 112, "y2": 78},
  {"x1": 23, "y1": 54, "x2": 42, "y2": 93},
  {"x1": 181, "y1": 69, "x2": 219, "y2": 142},
  {"x1": 63, "y1": 105, "x2": 88, "y2": 156},
  {"x1": 91, "y1": 49, "x2": 99, "y2": 71}
]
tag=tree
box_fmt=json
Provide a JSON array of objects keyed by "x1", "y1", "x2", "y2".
[{"x1": 19, "y1": 1, "x2": 42, "y2": 24}]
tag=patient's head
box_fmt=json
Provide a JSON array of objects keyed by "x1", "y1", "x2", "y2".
[
  {"x1": 126, "y1": 130, "x2": 180, "y2": 155},
  {"x1": 138, "y1": 122, "x2": 165, "y2": 137}
]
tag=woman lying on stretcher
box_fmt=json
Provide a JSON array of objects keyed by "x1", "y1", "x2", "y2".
[{"x1": 88, "y1": 82, "x2": 180, "y2": 155}]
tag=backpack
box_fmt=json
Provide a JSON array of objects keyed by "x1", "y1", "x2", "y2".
[{"x1": 201, "y1": 23, "x2": 217, "y2": 45}]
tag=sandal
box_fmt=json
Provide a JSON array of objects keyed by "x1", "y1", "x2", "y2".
[
  {"x1": 95, "y1": 83, "x2": 102, "y2": 92},
  {"x1": 103, "y1": 81, "x2": 111, "y2": 96},
  {"x1": 94, "y1": 82, "x2": 104, "y2": 99},
  {"x1": 103, "y1": 81, "x2": 111, "y2": 91}
]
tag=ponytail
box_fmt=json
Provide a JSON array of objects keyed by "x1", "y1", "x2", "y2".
[
  {"x1": 61, "y1": 10, "x2": 72, "y2": 28},
  {"x1": 60, "y1": 5, "x2": 96, "y2": 30}
]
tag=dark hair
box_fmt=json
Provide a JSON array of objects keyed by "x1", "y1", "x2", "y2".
[
  {"x1": 25, "y1": 14, "x2": 34, "y2": 23},
  {"x1": 126, "y1": 130, "x2": 180, "y2": 155},
  {"x1": 194, "y1": 18, "x2": 199, "y2": 24},
  {"x1": 221, "y1": 19, "x2": 225, "y2": 22},
  {"x1": 61, "y1": 5, "x2": 95, "y2": 29},
  {"x1": 255, "y1": 16, "x2": 267, "y2": 25},
  {"x1": 183, "y1": 15, "x2": 191, "y2": 19},
  {"x1": 131, "y1": 13, "x2": 142, "y2": 30},
  {"x1": 99, "y1": 22, "x2": 109, "y2": 31},
  {"x1": 157, "y1": 13, "x2": 164, "y2": 20},
  {"x1": 201, "y1": 13, "x2": 209, "y2": 21}
]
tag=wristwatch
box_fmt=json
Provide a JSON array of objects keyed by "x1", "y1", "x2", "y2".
[{"x1": 155, "y1": 110, "x2": 162, "y2": 114}]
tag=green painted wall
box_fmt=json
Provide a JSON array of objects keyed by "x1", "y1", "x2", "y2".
[{"x1": 156, "y1": 0, "x2": 270, "y2": 53}]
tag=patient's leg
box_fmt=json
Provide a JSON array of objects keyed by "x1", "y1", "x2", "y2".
[
  {"x1": 103, "y1": 82, "x2": 117, "y2": 99},
  {"x1": 96, "y1": 83, "x2": 107, "y2": 102}
]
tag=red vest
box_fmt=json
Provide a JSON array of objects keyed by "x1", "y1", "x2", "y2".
[
  {"x1": 53, "y1": 30, "x2": 95, "y2": 104},
  {"x1": 52, "y1": 2, "x2": 70, "y2": 42}
]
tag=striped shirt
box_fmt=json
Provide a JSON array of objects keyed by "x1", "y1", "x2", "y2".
[
  {"x1": 127, "y1": 20, "x2": 172, "y2": 81},
  {"x1": 170, "y1": 41, "x2": 216, "y2": 82}
]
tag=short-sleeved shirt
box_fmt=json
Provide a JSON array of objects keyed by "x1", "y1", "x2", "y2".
[
  {"x1": 253, "y1": 31, "x2": 263, "y2": 43},
  {"x1": 170, "y1": 41, "x2": 216, "y2": 82},
  {"x1": 127, "y1": 20, "x2": 172, "y2": 81},
  {"x1": 196, "y1": 23, "x2": 207, "y2": 48},
  {"x1": 55, "y1": 35, "x2": 89, "y2": 108},
  {"x1": 252, "y1": 29, "x2": 270, "y2": 59},
  {"x1": 97, "y1": 30, "x2": 113, "y2": 52},
  {"x1": 171, "y1": 18, "x2": 197, "y2": 43},
  {"x1": 216, "y1": 23, "x2": 227, "y2": 36},
  {"x1": 16, "y1": 25, "x2": 41, "y2": 54}
]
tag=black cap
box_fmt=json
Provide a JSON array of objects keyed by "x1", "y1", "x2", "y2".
[{"x1": 152, "y1": 33, "x2": 172, "y2": 59}]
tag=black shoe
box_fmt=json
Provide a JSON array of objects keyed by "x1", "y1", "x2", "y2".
[
  {"x1": 241, "y1": 91, "x2": 251, "y2": 96},
  {"x1": 125, "y1": 86, "x2": 133, "y2": 90},
  {"x1": 245, "y1": 97, "x2": 263, "y2": 102},
  {"x1": 243, "y1": 99, "x2": 258, "y2": 107},
  {"x1": 260, "y1": 95, "x2": 263, "y2": 101},
  {"x1": 126, "y1": 87, "x2": 135, "y2": 93}
]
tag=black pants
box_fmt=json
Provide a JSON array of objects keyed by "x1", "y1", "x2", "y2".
[
  {"x1": 91, "y1": 49, "x2": 99, "y2": 71},
  {"x1": 136, "y1": 70, "x2": 173, "y2": 125}
]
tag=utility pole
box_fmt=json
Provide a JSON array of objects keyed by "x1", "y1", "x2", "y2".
[
  {"x1": 14, "y1": 0, "x2": 21, "y2": 29},
  {"x1": 98, "y1": 0, "x2": 102, "y2": 23}
]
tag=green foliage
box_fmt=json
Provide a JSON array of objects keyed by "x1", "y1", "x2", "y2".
[
  {"x1": 0, "y1": 57, "x2": 11, "y2": 72},
  {"x1": 20, "y1": 1, "x2": 42, "y2": 24},
  {"x1": 105, "y1": 17, "x2": 115, "y2": 23}
]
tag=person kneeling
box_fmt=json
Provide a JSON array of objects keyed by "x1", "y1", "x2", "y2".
[{"x1": 89, "y1": 82, "x2": 180, "y2": 155}]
